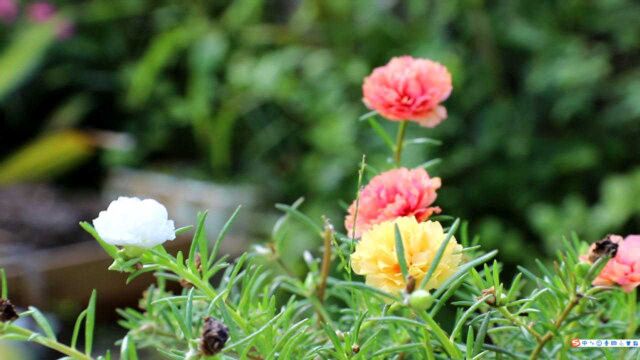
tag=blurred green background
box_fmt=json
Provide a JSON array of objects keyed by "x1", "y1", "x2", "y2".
[
  {"x1": 0, "y1": 0, "x2": 639, "y2": 357},
  {"x1": 2, "y1": 0, "x2": 640, "y2": 267}
]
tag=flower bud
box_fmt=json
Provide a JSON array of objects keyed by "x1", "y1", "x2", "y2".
[
  {"x1": 200, "y1": 317, "x2": 229, "y2": 356},
  {"x1": 408, "y1": 289, "x2": 433, "y2": 311}
]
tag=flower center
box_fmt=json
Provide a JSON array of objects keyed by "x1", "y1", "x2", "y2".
[{"x1": 400, "y1": 95, "x2": 414, "y2": 105}]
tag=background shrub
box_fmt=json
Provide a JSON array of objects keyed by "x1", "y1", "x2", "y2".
[{"x1": 1, "y1": 0, "x2": 639, "y2": 266}]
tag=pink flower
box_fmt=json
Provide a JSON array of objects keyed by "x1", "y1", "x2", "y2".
[
  {"x1": 345, "y1": 167, "x2": 441, "y2": 238},
  {"x1": 0, "y1": 0, "x2": 18, "y2": 24},
  {"x1": 362, "y1": 56, "x2": 452, "y2": 128},
  {"x1": 592, "y1": 235, "x2": 640, "y2": 292},
  {"x1": 27, "y1": 1, "x2": 56, "y2": 23}
]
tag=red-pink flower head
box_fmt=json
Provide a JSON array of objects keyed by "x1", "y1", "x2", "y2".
[
  {"x1": 591, "y1": 235, "x2": 640, "y2": 292},
  {"x1": 345, "y1": 167, "x2": 441, "y2": 238},
  {"x1": 362, "y1": 56, "x2": 452, "y2": 128},
  {"x1": 0, "y1": 0, "x2": 18, "y2": 24}
]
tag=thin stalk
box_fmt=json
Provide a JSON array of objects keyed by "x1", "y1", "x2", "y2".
[
  {"x1": 416, "y1": 311, "x2": 462, "y2": 359},
  {"x1": 497, "y1": 307, "x2": 542, "y2": 341},
  {"x1": 394, "y1": 121, "x2": 408, "y2": 167},
  {"x1": 4, "y1": 324, "x2": 93, "y2": 360},
  {"x1": 317, "y1": 219, "x2": 333, "y2": 302},
  {"x1": 170, "y1": 263, "x2": 217, "y2": 300},
  {"x1": 626, "y1": 290, "x2": 637, "y2": 338},
  {"x1": 529, "y1": 295, "x2": 581, "y2": 360}
]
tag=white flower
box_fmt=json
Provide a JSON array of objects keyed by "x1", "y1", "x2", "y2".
[{"x1": 93, "y1": 196, "x2": 176, "y2": 248}]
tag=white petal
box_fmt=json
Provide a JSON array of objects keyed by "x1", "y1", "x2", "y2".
[{"x1": 92, "y1": 196, "x2": 176, "y2": 248}]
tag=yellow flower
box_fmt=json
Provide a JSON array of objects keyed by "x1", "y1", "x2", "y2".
[{"x1": 351, "y1": 217, "x2": 462, "y2": 293}]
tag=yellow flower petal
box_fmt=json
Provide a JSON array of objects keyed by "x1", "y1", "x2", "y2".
[{"x1": 351, "y1": 217, "x2": 462, "y2": 293}]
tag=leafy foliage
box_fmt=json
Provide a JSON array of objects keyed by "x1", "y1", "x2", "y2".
[{"x1": 0, "y1": 203, "x2": 637, "y2": 359}]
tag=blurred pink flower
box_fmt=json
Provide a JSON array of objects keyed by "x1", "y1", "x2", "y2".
[
  {"x1": 56, "y1": 19, "x2": 74, "y2": 39},
  {"x1": 0, "y1": 0, "x2": 18, "y2": 24},
  {"x1": 592, "y1": 235, "x2": 640, "y2": 292},
  {"x1": 27, "y1": 1, "x2": 56, "y2": 23},
  {"x1": 345, "y1": 167, "x2": 441, "y2": 238},
  {"x1": 362, "y1": 56, "x2": 452, "y2": 127}
]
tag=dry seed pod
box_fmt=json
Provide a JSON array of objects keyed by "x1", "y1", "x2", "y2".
[
  {"x1": 0, "y1": 299, "x2": 18, "y2": 322},
  {"x1": 586, "y1": 235, "x2": 622, "y2": 263},
  {"x1": 200, "y1": 317, "x2": 229, "y2": 356}
]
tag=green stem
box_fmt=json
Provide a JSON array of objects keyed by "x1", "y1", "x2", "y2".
[
  {"x1": 168, "y1": 263, "x2": 217, "y2": 300},
  {"x1": 317, "y1": 221, "x2": 333, "y2": 302},
  {"x1": 416, "y1": 310, "x2": 462, "y2": 359},
  {"x1": 627, "y1": 291, "x2": 637, "y2": 338},
  {"x1": 394, "y1": 121, "x2": 408, "y2": 167},
  {"x1": 529, "y1": 295, "x2": 580, "y2": 360},
  {"x1": 497, "y1": 307, "x2": 542, "y2": 341},
  {"x1": 4, "y1": 323, "x2": 93, "y2": 360}
]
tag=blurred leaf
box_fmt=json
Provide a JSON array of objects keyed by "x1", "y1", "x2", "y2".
[
  {"x1": 0, "y1": 22, "x2": 57, "y2": 101},
  {"x1": 0, "y1": 130, "x2": 95, "y2": 185},
  {"x1": 127, "y1": 24, "x2": 205, "y2": 106}
]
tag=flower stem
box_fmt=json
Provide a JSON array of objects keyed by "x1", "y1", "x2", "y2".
[
  {"x1": 627, "y1": 290, "x2": 637, "y2": 338},
  {"x1": 416, "y1": 310, "x2": 462, "y2": 359},
  {"x1": 170, "y1": 263, "x2": 217, "y2": 299},
  {"x1": 394, "y1": 121, "x2": 408, "y2": 167},
  {"x1": 3, "y1": 323, "x2": 93, "y2": 360},
  {"x1": 497, "y1": 306, "x2": 542, "y2": 341},
  {"x1": 529, "y1": 295, "x2": 581, "y2": 360},
  {"x1": 317, "y1": 219, "x2": 333, "y2": 302}
]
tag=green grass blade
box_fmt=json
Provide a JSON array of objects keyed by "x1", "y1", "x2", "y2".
[
  {"x1": 433, "y1": 250, "x2": 499, "y2": 299},
  {"x1": 70, "y1": 309, "x2": 87, "y2": 349},
  {"x1": 473, "y1": 312, "x2": 491, "y2": 356},
  {"x1": 0, "y1": 268, "x2": 7, "y2": 298},
  {"x1": 358, "y1": 110, "x2": 377, "y2": 121},
  {"x1": 366, "y1": 117, "x2": 395, "y2": 151},
  {"x1": 120, "y1": 335, "x2": 139, "y2": 360},
  {"x1": 188, "y1": 211, "x2": 208, "y2": 271},
  {"x1": 205, "y1": 205, "x2": 242, "y2": 271},
  {"x1": 274, "y1": 203, "x2": 322, "y2": 237},
  {"x1": 394, "y1": 223, "x2": 409, "y2": 282},
  {"x1": 80, "y1": 222, "x2": 118, "y2": 259},
  {"x1": 28, "y1": 307, "x2": 56, "y2": 340},
  {"x1": 85, "y1": 289, "x2": 97, "y2": 355},
  {"x1": 420, "y1": 218, "x2": 460, "y2": 289}
]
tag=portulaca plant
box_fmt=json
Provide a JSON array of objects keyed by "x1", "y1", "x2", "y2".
[{"x1": 0, "y1": 55, "x2": 638, "y2": 360}]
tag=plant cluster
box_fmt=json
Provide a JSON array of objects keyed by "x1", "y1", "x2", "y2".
[{"x1": 0, "y1": 55, "x2": 639, "y2": 360}]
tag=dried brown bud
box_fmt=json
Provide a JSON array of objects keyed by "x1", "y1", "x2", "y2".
[
  {"x1": 405, "y1": 275, "x2": 416, "y2": 294},
  {"x1": 586, "y1": 235, "x2": 622, "y2": 263},
  {"x1": 179, "y1": 279, "x2": 193, "y2": 289},
  {"x1": 200, "y1": 317, "x2": 229, "y2": 356},
  {"x1": 0, "y1": 299, "x2": 18, "y2": 322},
  {"x1": 481, "y1": 287, "x2": 496, "y2": 306},
  {"x1": 195, "y1": 253, "x2": 202, "y2": 272},
  {"x1": 352, "y1": 344, "x2": 360, "y2": 354}
]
